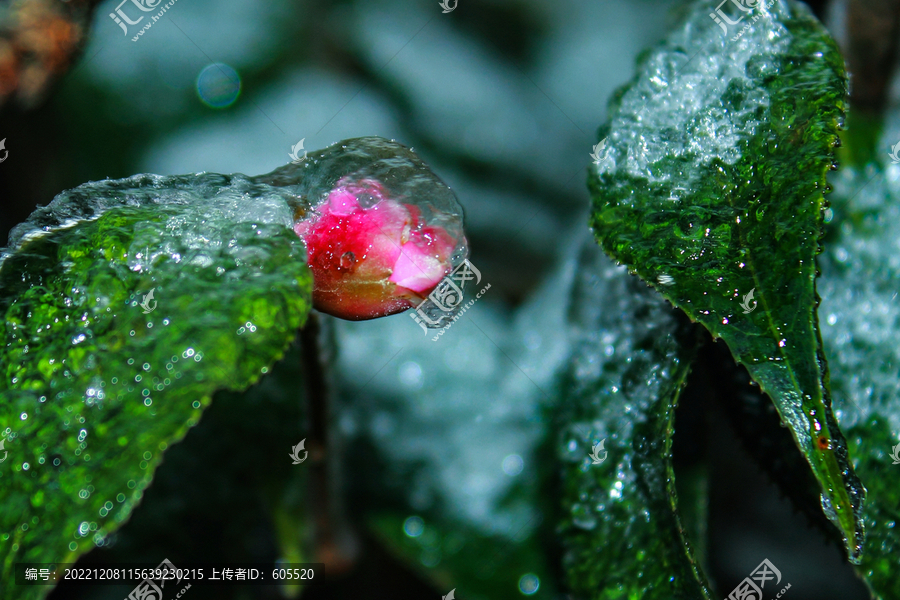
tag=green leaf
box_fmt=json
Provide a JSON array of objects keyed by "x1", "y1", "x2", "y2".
[
  {"x1": 818, "y1": 133, "x2": 900, "y2": 598},
  {"x1": 588, "y1": 0, "x2": 865, "y2": 560},
  {"x1": 83, "y1": 338, "x2": 313, "y2": 598},
  {"x1": 554, "y1": 235, "x2": 708, "y2": 600},
  {"x1": 0, "y1": 173, "x2": 312, "y2": 599}
]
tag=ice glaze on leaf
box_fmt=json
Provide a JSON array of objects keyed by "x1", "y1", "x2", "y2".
[
  {"x1": 818, "y1": 135, "x2": 900, "y2": 598},
  {"x1": 588, "y1": 0, "x2": 865, "y2": 560},
  {"x1": 0, "y1": 174, "x2": 312, "y2": 598},
  {"x1": 555, "y1": 235, "x2": 708, "y2": 600}
]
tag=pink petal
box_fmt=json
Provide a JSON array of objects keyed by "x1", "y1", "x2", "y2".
[
  {"x1": 389, "y1": 227, "x2": 456, "y2": 293},
  {"x1": 326, "y1": 189, "x2": 361, "y2": 216}
]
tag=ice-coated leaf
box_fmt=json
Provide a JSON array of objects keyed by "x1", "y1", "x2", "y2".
[
  {"x1": 818, "y1": 125, "x2": 900, "y2": 599},
  {"x1": 78, "y1": 339, "x2": 313, "y2": 597},
  {"x1": 554, "y1": 235, "x2": 708, "y2": 600},
  {"x1": 0, "y1": 173, "x2": 312, "y2": 598},
  {"x1": 588, "y1": 0, "x2": 865, "y2": 559}
]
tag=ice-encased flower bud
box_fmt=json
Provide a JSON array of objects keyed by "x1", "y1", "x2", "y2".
[
  {"x1": 294, "y1": 177, "x2": 459, "y2": 319},
  {"x1": 260, "y1": 137, "x2": 468, "y2": 321}
]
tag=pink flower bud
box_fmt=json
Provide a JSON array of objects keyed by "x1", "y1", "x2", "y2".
[{"x1": 294, "y1": 177, "x2": 461, "y2": 320}]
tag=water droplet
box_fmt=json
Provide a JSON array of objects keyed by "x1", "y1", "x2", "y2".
[
  {"x1": 657, "y1": 273, "x2": 675, "y2": 285},
  {"x1": 340, "y1": 251, "x2": 356, "y2": 270}
]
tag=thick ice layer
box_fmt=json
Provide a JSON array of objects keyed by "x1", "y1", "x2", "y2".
[
  {"x1": 258, "y1": 137, "x2": 469, "y2": 321},
  {"x1": 2, "y1": 173, "x2": 296, "y2": 270},
  {"x1": 3, "y1": 137, "x2": 470, "y2": 324},
  {"x1": 593, "y1": 0, "x2": 791, "y2": 187},
  {"x1": 257, "y1": 136, "x2": 468, "y2": 268}
]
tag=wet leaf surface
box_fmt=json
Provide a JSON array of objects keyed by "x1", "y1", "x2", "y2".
[
  {"x1": 0, "y1": 174, "x2": 312, "y2": 599},
  {"x1": 588, "y1": 0, "x2": 865, "y2": 560},
  {"x1": 554, "y1": 234, "x2": 708, "y2": 600}
]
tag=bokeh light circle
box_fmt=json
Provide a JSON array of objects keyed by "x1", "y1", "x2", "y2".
[
  {"x1": 518, "y1": 573, "x2": 540, "y2": 595},
  {"x1": 402, "y1": 515, "x2": 425, "y2": 538},
  {"x1": 196, "y1": 63, "x2": 241, "y2": 108}
]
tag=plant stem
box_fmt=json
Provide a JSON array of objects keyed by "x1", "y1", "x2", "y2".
[{"x1": 299, "y1": 313, "x2": 358, "y2": 574}]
